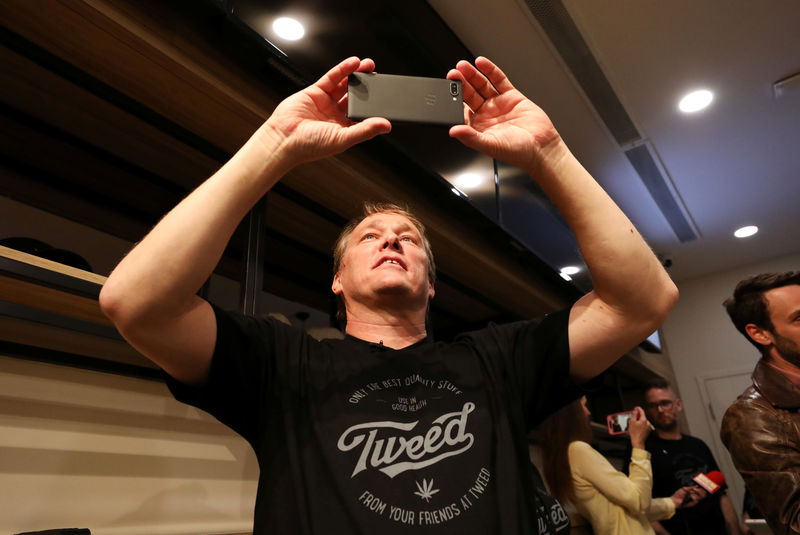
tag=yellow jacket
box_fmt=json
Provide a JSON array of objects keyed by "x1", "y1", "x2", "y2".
[{"x1": 568, "y1": 440, "x2": 675, "y2": 535}]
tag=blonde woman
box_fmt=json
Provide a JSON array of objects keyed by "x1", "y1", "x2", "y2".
[{"x1": 538, "y1": 397, "x2": 701, "y2": 535}]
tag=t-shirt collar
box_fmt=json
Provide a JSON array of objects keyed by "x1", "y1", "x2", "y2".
[{"x1": 343, "y1": 332, "x2": 432, "y2": 351}]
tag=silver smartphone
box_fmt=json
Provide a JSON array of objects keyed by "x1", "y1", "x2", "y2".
[{"x1": 347, "y1": 72, "x2": 464, "y2": 126}]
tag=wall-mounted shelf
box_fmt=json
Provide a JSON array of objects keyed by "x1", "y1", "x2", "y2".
[{"x1": 0, "y1": 245, "x2": 160, "y2": 380}]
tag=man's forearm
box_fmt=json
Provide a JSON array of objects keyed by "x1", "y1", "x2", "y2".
[
  {"x1": 651, "y1": 521, "x2": 671, "y2": 535},
  {"x1": 531, "y1": 140, "x2": 677, "y2": 379},
  {"x1": 100, "y1": 125, "x2": 291, "y2": 324},
  {"x1": 528, "y1": 140, "x2": 675, "y2": 318},
  {"x1": 720, "y1": 495, "x2": 743, "y2": 535}
]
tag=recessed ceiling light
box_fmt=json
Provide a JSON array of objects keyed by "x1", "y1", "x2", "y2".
[
  {"x1": 679, "y1": 89, "x2": 713, "y2": 113},
  {"x1": 560, "y1": 266, "x2": 580, "y2": 275},
  {"x1": 734, "y1": 225, "x2": 758, "y2": 238},
  {"x1": 272, "y1": 17, "x2": 305, "y2": 41},
  {"x1": 454, "y1": 173, "x2": 483, "y2": 189}
]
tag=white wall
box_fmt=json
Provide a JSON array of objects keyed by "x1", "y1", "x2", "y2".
[
  {"x1": 0, "y1": 355, "x2": 258, "y2": 535},
  {"x1": 660, "y1": 252, "x2": 800, "y2": 515},
  {"x1": 1, "y1": 195, "x2": 337, "y2": 532}
]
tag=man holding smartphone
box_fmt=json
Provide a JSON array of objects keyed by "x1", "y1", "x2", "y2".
[
  {"x1": 623, "y1": 380, "x2": 742, "y2": 535},
  {"x1": 100, "y1": 56, "x2": 677, "y2": 534}
]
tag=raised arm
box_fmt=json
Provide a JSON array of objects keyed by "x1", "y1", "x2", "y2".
[
  {"x1": 447, "y1": 57, "x2": 678, "y2": 381},
  {"x1": 99, "y1": 57, "x2": 390, "y2": 385}
]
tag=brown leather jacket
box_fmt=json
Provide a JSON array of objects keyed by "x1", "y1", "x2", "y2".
[{"x1": 721, "y1": 359, "x2": 800, "y2": 535}]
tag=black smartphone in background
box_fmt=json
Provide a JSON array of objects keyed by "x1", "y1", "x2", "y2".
[{"x1": 347, "y1": 72, "x2": 464, "y2": 126}]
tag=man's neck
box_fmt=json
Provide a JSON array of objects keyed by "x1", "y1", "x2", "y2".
[
  {"x1": 655, "y1": 427, "x2": 681, "y2": 440},
  {"x1": 765, "y1": 352, "x2": 800, "y2": 388},
  {"x1": 344, "y1": 305, "x2": 427, "y2": 349}
]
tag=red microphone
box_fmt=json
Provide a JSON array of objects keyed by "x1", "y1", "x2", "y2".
[
  {"x1": 680, "y1": 470, "x2": 725, "y2": 507},
  {"x1": 693, "y1": 470, "x2": 725, "y2": 493}
]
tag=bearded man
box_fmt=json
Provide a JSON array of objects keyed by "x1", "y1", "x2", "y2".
[
  {"x1": 621, "y1": 379, "x2": 742, "y2": 535},
  {"x1": 721, "y1": 271, "x2": 800, "y2": 535}
]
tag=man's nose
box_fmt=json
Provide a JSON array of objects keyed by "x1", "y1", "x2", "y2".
[{"x1": 382, "y1": 236, "x2": 400, "y2": 250}]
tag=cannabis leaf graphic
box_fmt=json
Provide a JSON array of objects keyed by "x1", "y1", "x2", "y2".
[{"x1": 414, "y1": 478, "x2": 440, "y2": 502}]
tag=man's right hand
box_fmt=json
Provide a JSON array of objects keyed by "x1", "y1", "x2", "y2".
[
  {"x1": 261, "y1": 56, "x2": 391, "y2": 167},
  {"x1": 100, "y1": 57, "x2": 390, "y2": 386},
  {"x1": 670, "y1": 485, "x2": 706, "y2": 508}
]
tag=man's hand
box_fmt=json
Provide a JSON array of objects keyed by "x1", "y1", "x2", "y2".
[
  {"x1": 671, "y1": 486, "x2": 706, "y2": 509},
  {"x1": 446, "y1": 56, "x2": 561, "y2": 172},
  {"x1": 262, "y1": 56, "x2": 391, "y2": 166}
]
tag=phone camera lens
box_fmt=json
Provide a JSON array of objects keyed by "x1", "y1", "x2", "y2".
[{"x1": 450, "y1": 82, "x2": 459, "y2": 96}]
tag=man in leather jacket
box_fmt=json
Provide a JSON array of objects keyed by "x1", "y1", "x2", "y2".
[{"x1": 720, "y1": 271, "x2": 800, "y2": 535}]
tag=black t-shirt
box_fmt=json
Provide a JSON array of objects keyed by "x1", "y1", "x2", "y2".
[
  {"x1": 624, "y1": 434, "x2": 727, "y2": 535},
  {"x1": 167, "y1": 305, "x2": 580, "y2": 534}
]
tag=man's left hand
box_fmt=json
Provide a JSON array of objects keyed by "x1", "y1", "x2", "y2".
[{"x1": 447, "y1": 56, "x2": 562, "y2": 172}]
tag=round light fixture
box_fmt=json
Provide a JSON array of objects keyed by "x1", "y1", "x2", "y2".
[
  {"x1": 560, "y1": 266, "x2": 581, "y2": 275},
  {"x1": 272, "y1": 17, "x2": 305, "y2": 41},
  {"x1": 454, "y1": 173, "x2": 483, "y2": 189},
  {"x1": 679, "y1": 89, "x2": 713, "y2": 113},
  {"x1": 734, "y1": 225, "x2": 758, "y2": 238}
]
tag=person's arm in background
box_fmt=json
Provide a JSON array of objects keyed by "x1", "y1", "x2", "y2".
[
  {"x1": 99, "y1": 57, "x2": 390, "y2": 385},
  {"x1": 740, "y1": 511, "x2": 753, "y2": 535},
  {"x1": 651, "y1": 521, "x2": 671, "y2": 535},
  {"x1": 720, "y1": 494, "x2": 744, "y2": 535},
  {"x1": 447, "y1": 57, "x2": 678, "y2": 383}
]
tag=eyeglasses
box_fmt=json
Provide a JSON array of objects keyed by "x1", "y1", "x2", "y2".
[{"x1": 644, "y1": 400, "x2": 675, "y2": 411}]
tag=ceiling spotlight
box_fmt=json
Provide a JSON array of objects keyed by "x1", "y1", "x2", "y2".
[
  {"x1": 679, "y1": 89, "x2": 713, "y2": 113},
  {"x1": 454, "y1": 173, "x2": 483, "y2": 189},
  {"x1": 560, "y1": 266, "x2": 581, "y2": 275},
  {"x1": 272, "y1": 17, "x2": 305, "y2": 41},
  {"x1": 559, "y1": 272, "x2": 573, "y2": 282},
  {"x1": 734, "y1": 225, "x2": 758, "y2": 238}
]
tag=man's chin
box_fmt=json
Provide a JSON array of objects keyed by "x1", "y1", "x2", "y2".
[{"x1": 653, "y1": 420, "x2": 677, "y2": 432}]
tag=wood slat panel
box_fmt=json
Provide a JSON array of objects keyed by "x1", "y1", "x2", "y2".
[
  {"x1": 0, "y1": 45, "x2": 221, "y2": 190},
  {"x1": 0, "y1": 114, "x2": 179, "y2": 218},
  {"x1": 0, "y1": 0, "x2": 266, "y2": 153},
  {"x1": 1, "y1": 275, "x2": 108, "y2": 325},
  {"x1": 1, "y1": 0, "x2": 571, "y2": 323},
  {"x1": 0, "y1": 317, "x2": 152, "y2": 368}
]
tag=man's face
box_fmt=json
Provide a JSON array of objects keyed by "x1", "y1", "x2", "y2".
[
  {"x1": 644, "y1": 387, "x2": 682, "y2": 431},
  {"x1": 762, "y1": 285, "x2": 800, "y2": 367},
  {"x1": 331, "y1": 212, "x2": 434, "y2": 312}
]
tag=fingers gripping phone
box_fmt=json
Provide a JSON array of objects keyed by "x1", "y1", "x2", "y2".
[
  {"x1": 606, "y1": 410, "x2": 634, "y2": 435},
  {"x1": 347, "y1": 72, "x2": 465, "y2": 126}
]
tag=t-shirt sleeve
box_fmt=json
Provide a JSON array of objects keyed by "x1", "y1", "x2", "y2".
[
  {"x1": 481, "y1": 307, "x2": 588, "y2": 428},
  {"x1": 164, "y1": 303, "x2": 293, "y2": 445}
]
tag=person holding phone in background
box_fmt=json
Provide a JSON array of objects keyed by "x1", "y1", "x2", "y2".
[{"x1": 538, "y1": 397, "x2": 700, "y2": 535}]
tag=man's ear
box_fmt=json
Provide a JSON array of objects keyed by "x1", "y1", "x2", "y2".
[
  {"x1": 675, "y1": 398, "x2": 683, "y2": 413},
  {"x1": 332, "y1": 273, "x2": 343, "y2": 296},
  {"x1": 428, "y1": 281, "x2": 435, "y2": 301},
  {"x1": 745, "y1": 323, "x2": 773, "y2": 347}
]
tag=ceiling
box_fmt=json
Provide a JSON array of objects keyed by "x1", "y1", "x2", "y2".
[
  {"x1": 226, "y1": 0, "x2": 800, "y2": 283},
  {"x1": 428, "y1": 0, "x2": 800, "y2": 281},
  {"x1": 1, "y1": 0, "x2": 798, "y2": 345}
]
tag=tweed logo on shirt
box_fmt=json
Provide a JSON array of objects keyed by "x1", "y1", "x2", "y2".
[{"x1": 337, "y1": 402, "x2": 475, "y2": 478}]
